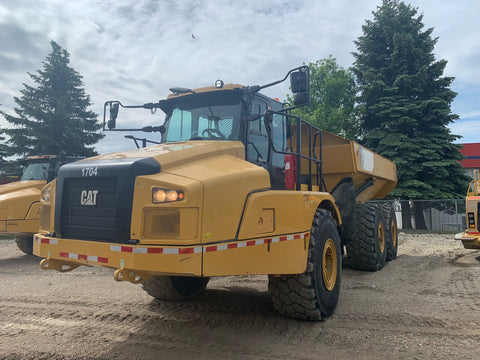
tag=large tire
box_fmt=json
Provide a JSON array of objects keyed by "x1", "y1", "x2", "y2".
[
  {"x1": 268, "y1": 208, "x2": 341, "y2": 321},
  {"x1": 15, "y1": 236, "x2": 34, "y2": 255},
  {"x1": 142, "y1": 276, "x2": 209, "y2": 301},
  {"x1": 382, "y1": 203, "x2": 398, "y2": 261},
  {"x1": 346, "y1": 203, "x2": 387, "y2": 271}
]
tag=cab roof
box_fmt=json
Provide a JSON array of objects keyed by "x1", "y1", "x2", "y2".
[{"x1": 166, "y1": 84, "x2": 244, "y2": 100}]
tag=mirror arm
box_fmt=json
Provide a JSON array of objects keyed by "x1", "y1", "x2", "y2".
[
  {"x1": 241, "y1": 65, "x2": 309, "y2": 95},
  {"x1": 102, "y1": 100, "x2": 165, "y2": 132}
]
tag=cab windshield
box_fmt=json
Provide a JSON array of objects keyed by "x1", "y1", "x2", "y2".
[
  {"x1": 21, "y1": 161, "x2": 51, "y2": 181},
  {"x1": 163, "y1": 92, "x2": 243, "y2": 142}
]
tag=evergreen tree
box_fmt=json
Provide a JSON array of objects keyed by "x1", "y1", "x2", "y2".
[
  {"x1": 0, "y1": 41, "x2": 104, "y2": 157},
  {"x1": 288, "y1": 56, "x2": 359, "y2": 140},
  {"x1": 352, "y1": 0, "x2": 468, "y2": 208}
]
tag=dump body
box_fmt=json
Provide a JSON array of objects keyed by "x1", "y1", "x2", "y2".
[
  {"x1": 455, "y1": 170, "x2": 480, "y2": 249},
  {"x1": 293, "y1": 127, "x2": 396, "y2": 201}
]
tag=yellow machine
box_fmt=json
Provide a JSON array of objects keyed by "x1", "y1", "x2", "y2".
[
  {"x1": 455, "y1": 170, "x2": 480, "y2": 249},
  {"x1": 34, "y1": 67, "x2": 397, "y2": 320},
  {"x1": 0, "y1": 155, "x2": 81, "y2": 254}
]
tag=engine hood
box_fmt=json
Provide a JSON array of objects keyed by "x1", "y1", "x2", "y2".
[
  {"x1": 83, "y1": 141, "x2": 245, "y2": 172},
  {"x1": 0, "y1": 180, "x2": 45, "y2": 224},
  {"x1": 0, "y1": 180, "x2": 46, "y2": 196}
]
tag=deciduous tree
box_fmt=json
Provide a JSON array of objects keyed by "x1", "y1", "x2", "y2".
[{"x1": 289, "y1": 56, "x2": 358, "y2": 140}]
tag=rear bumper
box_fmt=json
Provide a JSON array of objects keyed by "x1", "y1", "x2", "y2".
[{"x1": 455, "y1": 232, "x2": 480, "y2": 249}]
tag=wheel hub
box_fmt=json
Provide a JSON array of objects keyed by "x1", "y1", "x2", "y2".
[
  {"x1": 322, "y1": 238, "x2": 337, "y2": 291},
  {"x1": 391, "y1": 222, "x2": 397, "y2": 247},
  {"x1": 378, "y1": 222, "x2": 385, "y2": 253}
]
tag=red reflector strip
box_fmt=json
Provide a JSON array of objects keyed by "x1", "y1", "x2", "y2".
[
  {"x1": 178, "y1": 247, "x2": 192, "y2": 254},
  {"x1": 35, "y1": 235, "x2": 58, "y2": 245},
  {"x1": 59, "y1": 251, "x2": 108, "y2": 264},
  {"x1": 205, "y1": 246, "x2": 217, "y2": 253}
]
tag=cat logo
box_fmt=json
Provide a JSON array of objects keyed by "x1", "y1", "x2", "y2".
[{"x1": 80, "y1": 190, "x2": 99, "y2": 206}]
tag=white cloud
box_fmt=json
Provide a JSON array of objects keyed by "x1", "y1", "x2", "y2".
[
  {"x1": 0, "y1": 0, "x2": 478, "y2": 155},
  {"x1": 450, "y1": 118, "x2": 480, "y2": 144}
]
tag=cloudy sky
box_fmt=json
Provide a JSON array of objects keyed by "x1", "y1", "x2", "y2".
[{"x1": 0, "y1": 0, "x2": 478, "y2": 155}]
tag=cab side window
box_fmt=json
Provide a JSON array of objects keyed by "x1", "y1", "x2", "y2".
[
  {"x1": 246, "y1": 101, "x2": 268, "y2": 165},
  {"x1": 270, "y1": 112, "x2": 287, "y2": 169}
]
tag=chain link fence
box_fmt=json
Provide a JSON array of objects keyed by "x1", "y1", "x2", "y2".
[{"x1": 369, "y1": 199, "x2": 465, "y2": 233}]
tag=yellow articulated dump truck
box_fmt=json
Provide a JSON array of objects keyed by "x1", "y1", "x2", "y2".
[
  {"x1": 455, "y1": 170, "x2": 480, "y2": 249},
  {"x1": 34, "y1": 66, "x2": 397, "y2": 320},
  {"x1": 0, "y1": 155, "x2": 82, "y2": 254}
]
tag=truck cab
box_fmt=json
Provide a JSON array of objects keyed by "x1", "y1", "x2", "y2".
[{"x1": 160, "y1": 85, "x2": 292, "y2": 190}]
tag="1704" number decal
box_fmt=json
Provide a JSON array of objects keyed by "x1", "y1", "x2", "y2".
[{"x1": 81, "y1": 167, "x2": 98, "y2": 177}]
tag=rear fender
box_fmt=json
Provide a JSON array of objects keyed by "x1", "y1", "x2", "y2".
[{"x1": 201, "y1": 190, "x2": 340, "y2": 276}]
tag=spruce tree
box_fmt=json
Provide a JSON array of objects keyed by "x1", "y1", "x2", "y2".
[
  {"x1": 0, "y1": 41, "x2": 104, "y2": 157},
  {"x1": 352, "y1": 0, "x2": 468, "y2": 208}
]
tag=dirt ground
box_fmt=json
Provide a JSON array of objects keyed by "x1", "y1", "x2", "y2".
[{"x1": 1, "y1": 233, "x2": 480, "y2": 360}]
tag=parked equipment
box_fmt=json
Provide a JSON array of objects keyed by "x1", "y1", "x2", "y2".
[
  {"x1": 0, "y1": 155, "x2": 81, "y2": 254},
  {"x1": 34, "y1": 67, "x2": 397, "y2": 320},
  {"x1": 455, "y1": 170, "x2": 480, "y2": 249}
]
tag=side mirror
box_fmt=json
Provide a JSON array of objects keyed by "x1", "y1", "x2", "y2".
[
  {"x1": 290, "y1": 68, "x2": 310, "y2": 106},
  {"x1": 294, "y1": 92, "x2": 310, "y2": 106},
  {"x1": 107, "y1": 103, "x2": 119, "y2": 129}
]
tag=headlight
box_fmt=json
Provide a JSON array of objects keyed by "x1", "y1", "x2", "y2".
[
  {"x1": 152, "y1": 188, "x2": 184, "y2": 203},
  {"x1": 41, "y1": 186, "x2": 51, "y2": 203}
]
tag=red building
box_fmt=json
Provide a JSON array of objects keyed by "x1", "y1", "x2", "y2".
[{"x1": 459, "y1": 143, "x2": 480, "y2": 178}]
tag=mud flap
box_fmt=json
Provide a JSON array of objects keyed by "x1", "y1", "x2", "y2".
[{"x1": 331, "y1": 177, "x2": 356, "y2": 242}]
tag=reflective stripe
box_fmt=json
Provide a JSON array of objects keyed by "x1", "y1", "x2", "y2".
[
  {"x1": 36, "y1": 232, "x2": 309, "y2": 262},
  {"x1": 59, "y1": 252, "x2": 108, "y2": 265}
]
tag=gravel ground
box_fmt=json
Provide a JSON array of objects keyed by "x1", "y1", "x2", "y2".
[{"x1": 1, "y1": 232, "x2": 480, "y2": 360}]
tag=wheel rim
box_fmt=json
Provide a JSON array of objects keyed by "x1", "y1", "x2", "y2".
[
  {"x1": 322, "y1": 238, "x2": 337, "y2": 291},
  {"x1": 378, "y1": 222, "x2": 385, "y2": 253},
  {"x1": 391, "y1": 221, "x2": 397, "y2": 247}
]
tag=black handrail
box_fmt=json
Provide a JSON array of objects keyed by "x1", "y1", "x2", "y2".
[{"x1": 263, "y1": 110, "x2": 324, "y2": 192}]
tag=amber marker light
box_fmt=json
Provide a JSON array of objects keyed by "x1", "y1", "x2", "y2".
[
  {"x1": 41, "y1": 187, "x2": 51, "y2": 203},
  {"x1": 152, "y1": 188, "x2": 184, "y2": 203}
]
